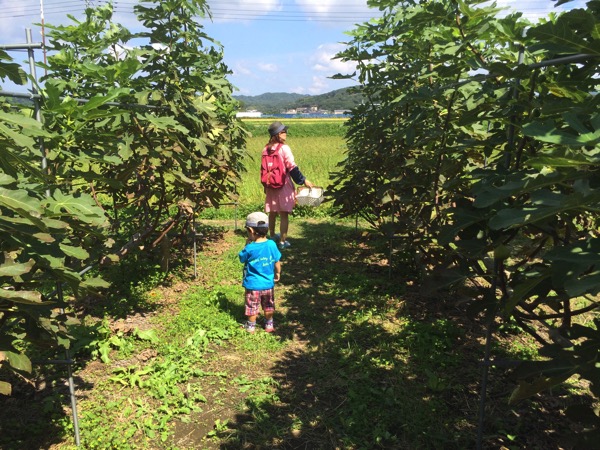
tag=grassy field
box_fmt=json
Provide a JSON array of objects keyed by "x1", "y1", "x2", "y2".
[
  {"x1": 2, "y1": 219, "x2": 588, "y2": 449},
  {"x1": 227, "y1": 118, "x2": 348, "y2": 212}
]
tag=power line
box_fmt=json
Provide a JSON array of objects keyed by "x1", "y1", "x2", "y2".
[
  {"x1": 1, "y1": 0, "x2": 383, "y2": 13},
  {"x1": 6, "y1": 0, "x2": 582, "y2": 12},
  {"x1": 0, "y1": 0, "x2": 584, "y2": 23},
  {"x1": 207, "y1": 8, "x2": 375, "y2": 16},
  {"x1": 0, "y1": 0, "x2": 111, "y2": 20},
  {"x1": 0, "y1": 9, "x2": 380, "y2": 24},
  {"x1": 1, "y1": 0, "x2": 109, "y2": 13}
]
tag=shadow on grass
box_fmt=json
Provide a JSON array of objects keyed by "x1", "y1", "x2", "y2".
[
  {"x1": 0, "y1": 226, "x2": 229, "y2": 450},
  {"x1": 0, "y1": 371, "x2": 95, "y2": 450},
  {"x1": 220, "y1": 220, "x2": 595, "y2": 449}
]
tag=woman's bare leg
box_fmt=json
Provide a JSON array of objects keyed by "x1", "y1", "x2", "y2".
[
  {"x1": 279, "y1": 211, "x2": 289, "y2": 243},
  {"x1": 268, "y1": 211, "x2": 278, "y2": 239}
]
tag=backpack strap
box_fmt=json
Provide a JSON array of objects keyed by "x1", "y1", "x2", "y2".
[
  {"x1": 266, "y1": 143, "x2": 283, "y2": 155},
  {"x1": 267, "y1": 143, "x2": 286, "y2": 170}
]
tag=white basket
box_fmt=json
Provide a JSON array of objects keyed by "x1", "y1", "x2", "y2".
[{"x1": 296, "y1": 186, "x2": 324, "y2": 207}]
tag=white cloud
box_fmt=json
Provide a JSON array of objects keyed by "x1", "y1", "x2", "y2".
[
  {"x1": 257, "y1": 63, "x2": 279, "y2": 73},
  {"x1": 311, "y1": 43, "x2": 356, "y2": 76},
  {"x1": 290, "y1": 85, "x2": 307, "y2": 94},
  {"x1": 248, "y1": 43, "x2": 360, "y2": 95},
  {"x1": 307, "y1": 75, "x2": 329, "y2": 94},
  {"x1": 295, "y1": 0, "x2": 374, "y2": 16},
  {"x1": 229, "y1": 61, "x2": 279, "y2": 84},
  {"x1": 232, "y1": 62, "x2": 253, "y2": 77}
]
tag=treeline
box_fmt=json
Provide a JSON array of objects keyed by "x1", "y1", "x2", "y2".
[
  {"x1": 234, "y1": 87, "x2": 365, "y2": 113},
  {"x1": 0, "y1": 0, "x2": 245, "y2": 397},
  {"x1": 330, "y1": 1, "x2": 600, "y2": 448}
]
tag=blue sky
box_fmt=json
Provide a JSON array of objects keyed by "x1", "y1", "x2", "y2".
[{"x1": 0, "y1": 0, "x2": 589, "y2": 97}]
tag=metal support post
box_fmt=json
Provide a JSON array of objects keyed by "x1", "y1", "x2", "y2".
[
  {"x1": 56, "y1": 283, "x2": 81, "y2": 447},
  {"x1": 193, "y1": 214, "x2": 198, "y2": 279}
]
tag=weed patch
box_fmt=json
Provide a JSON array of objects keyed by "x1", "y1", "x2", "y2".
[{"x1": 0, "y1": 219, "x2": 595, "y2": 449}]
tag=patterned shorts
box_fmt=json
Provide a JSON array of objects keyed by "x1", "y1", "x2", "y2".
[{"x1": 245, "y1": 288, "x2": 275, "y2": 317}]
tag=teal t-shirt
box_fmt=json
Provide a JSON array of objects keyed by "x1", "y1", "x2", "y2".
[{"x1": 239, "y1": 240, "x2": 281, "y2": 290}]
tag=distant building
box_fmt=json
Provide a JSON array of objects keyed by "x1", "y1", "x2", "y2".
[
  {"x1": 334, "y1": 109, "x2": 351, "y2": 115},
  {"x1": 236, "y1": 110, "x2": 262, "y2": 118}
]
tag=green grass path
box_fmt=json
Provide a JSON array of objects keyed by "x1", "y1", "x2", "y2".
[
  {"x1": 0, "y1": 219, "x2": 584, "y2": 449},
  {"x1": 171, "y1": 218, "x2": 477, "y2": 449}
]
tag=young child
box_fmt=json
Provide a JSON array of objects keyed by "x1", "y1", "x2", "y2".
[{"x1": 239, "y1": 212, "x2": 282, "y2": 333}]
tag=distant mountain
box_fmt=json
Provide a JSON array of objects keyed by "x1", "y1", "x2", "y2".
[
  {"x1": 234, "y1": 92, "x2": 305, "y2": 114},
  {"x1": 234, "y1": 87, "x2": 364, "y2": 114},
  {"x1": 291, "y1": 87, "x2": 365, "y2": 112}
]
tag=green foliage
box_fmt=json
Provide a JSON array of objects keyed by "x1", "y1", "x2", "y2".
[
  {"x1": 0, "y1": 54, "x2": 107, "y2": 394},
  {"x1": 330, "y1": 0, "x2": 600, "y2": 441},
  {"x1": 70, "y1": 319, "x2": 158, "y2": 364},
  {"x1": 0, "y1": 228, "x2": 243, "y2": 448},
  {"x1": 40, "y1": 0, "x2": 246, "y2": 242},
  {"x1": 3, "y1": 218, "x2": 591, "y2": 448},
  {"x1": 0, "y1": 0, "x2": 247, "y2": 395},
  {"x1": 72, "y1": 288, "x2": 243, "y2": 448}
]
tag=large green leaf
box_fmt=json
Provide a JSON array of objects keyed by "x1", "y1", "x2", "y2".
[
  {"x1": 472, "y1": 171, "x2": 572, "y2": 208},
  {"x1": 0, "y1": 188, "x2": 43, "y2": 216},
  {"x1": 82, "y1": 89, "x2": 130, "y2": 112},
  {"x1": 509, "y1": 372, "x2": 574, "y2": 404},
  {"x1": 0, "y1": 260, "x2": 35, "y2": 277},
  {"x1": 439, "y1": 207, "x2": 488, "y2": 245},
  {"x1": 80, "y1": 276, "x2": 110, "y2": 290},
  {"x1": 522, "y1": 120, "x2": 600, "y2": 146},
  {"x1": 565, "y1": 270, "x2": 600, "y2": 297},
  {"x1": 528, "y1": 11, "x2": 600, "y2": 55},
  {"x1": 489, "y1": 190, "x2": 600, "y2": 230},
  {"x1": 0, "y1": 174, "x2": 15, "y2": 185},
  {"x1": 46, "y1": 191, "x2": 107, "y2": 226},
  {"x1": 0, "y1": 380, "x2": 11, "y2": 395},
  {"x1": 143, "y1": 113, "x2": 189, "y2": 134},
  {"x1": 4, "y1": 350, "x2": 33, "y2": 373},
  {"x1": 59, "y1": 243, "x2": 90, "y2": 260},
  {"x1": 0, "y1": 289, "x2": 42, "y2": 304},
  {"x1": 546, "y1": 239, "x2": 600, "y2": 264},
  {"x1": 132, "y1": 328, "x2": 159, "y2": 343},
  {"x1": 526, "y1": 155, "x2": 599, "y2": 169},
  {"x1": 0, "y1": 214, "x2": 69, "y2": 232},
  {"x1": 0, "y1": 122, "x2": 36, "y2": 149},
  {"x1": 0, "y1": 56, "x2": 27, "y2": 85},
  {"x1": 0, "y1": 111, "x2": 49, "y2": 137},
  {"x1": 504, "y1": 272, "x2": 551, "y2": 314}
]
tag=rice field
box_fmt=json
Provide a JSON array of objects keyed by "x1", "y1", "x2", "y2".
[{"x1": 235, "y1": 118, "x2": 349, "y2": 207}]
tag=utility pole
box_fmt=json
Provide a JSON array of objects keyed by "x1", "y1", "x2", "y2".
[{"x1": 40, "y1": 0, "x2": 47, "y2": 75}]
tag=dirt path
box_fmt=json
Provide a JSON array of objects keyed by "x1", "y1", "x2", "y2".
[
  {"x1": 3, "y1": 218, "x2": 589, "y2": 449},
  {"x1": 167, "y1": 219, "x2": 589, "y2": 450},
  {"x1": 171, "y1": 219, "x2": 355, "y2": 449}
]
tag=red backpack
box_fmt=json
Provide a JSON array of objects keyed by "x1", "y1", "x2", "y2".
[{"x1": 260, "y1": 143, "x2": 287, "y2": 189}]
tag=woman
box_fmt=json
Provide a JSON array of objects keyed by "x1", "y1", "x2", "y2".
[{"x1": 263, "y1": 121, "x2": 314, "y2": 250}]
